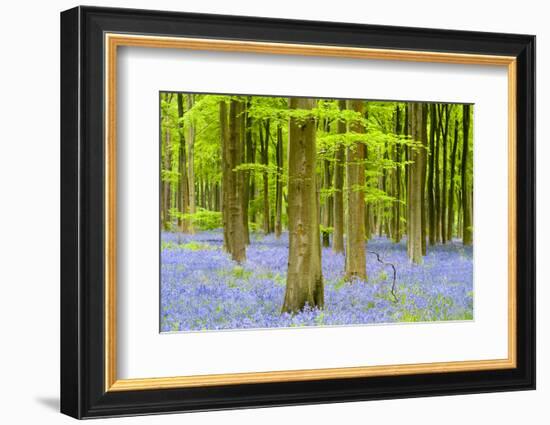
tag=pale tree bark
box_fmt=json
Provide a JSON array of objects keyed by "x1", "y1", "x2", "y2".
[
  {"x1": 434, "y1": 105, "x2": 442, "y2": 243},
  {"x1": 427, "y1": 104, "x2": 436, "y2": 245},
  {"x1": 345, "y1": 99, "x2": 367, "y2": 281},
  {"x1": 242, "y1": 100, "x2": 252, "y2": 244},
  {"x1": 245, "y1": 108, "x2": 256, "y2": 234},
  {"x1": 259, "y1": 121, "x2": 271, "y2": 234},
  {"x1": 382, "y1": 147, "x2": 390, "y2": 238},
  {"x1": 320, "y1": 117, "x2": 333, "y2": 247},
  {"x1": 440, "y1": 105, "x2": 450, "y2": 243},
  {"x1": 332, "y1": 99, "x2": 346, "y2": 253},
  {"x1": 161, "y1": 93, "x2": 173, "y2": 230},
  {"x1": 392, "y1": 104, "x2": 402, "y2": 243},
  {"x1": 407, "y1": 103, "x2": 424, "y2": 264},
  {"x1": 282, "y1": 97, "x2": 323, "y2": 313},
  {"x1": 405, "y1": 104, "x2": 412, "y2": 255},
  {"x1": 462, "y1": 104, "x2": 473, "y2": 245},
  {"x1": 321, "y1": 136, "x2": 332, "y2": 247},
  {"x1": 447, "y1": 119, "x2": 459, "y2": 240},
  {"x1": 161, "y1": 125, "x2": 171, "y2": 230},
  {"x1": 220, "y1": 100, "x2": 231, "y2": 253},
  {"x1": 275, "y1": 124, "x2": 284, "y2": 238},
  {"x1": 420, "y1": 104, "x2": 428, "y2": 256},
  {"x1": 186, "y1": 94, "x2": 196, "y2": 233}
]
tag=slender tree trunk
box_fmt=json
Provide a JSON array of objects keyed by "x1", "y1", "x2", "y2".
[
  {"x1": 321, "y1": 157, "x2": 331, "y2": 247},
  {"x1": 259, "y1": 121, "x2": 271, "y2": 234},
  {"x1": 407, "y1": 103, "x2": 424, "y2": 264},
  {"x1": 382, "y1": 147, "x2": 391, "y2": 238},
  {"x1": 462, "y1": 104, "x2": 473, "y2": 245},
  {"x1": 345, "y1": 100, "x2": 367, "y2": 281},
  {"x1": 332, "y1": 99, "x2": 346, "y2": 253},
  {"x1": 434, "y1": 105, "x2": 442, "y2": 243},
  {"x1": 249, "y1": 131, "x2": 257, "y2": 225},
  {"x1": 393, "y1": 105, "x2": 403, "y2": 243},
  {"x1": 220, "y1": 99, "x2": 247, "y2": 262},
  {"x1": 427, "y1": 104, "x2": 436, "y2": 245},
  {"x1": 162, "y1": 126, "x2": 171, "y2": 230},
  {"x1": 275, "y1": 124, "x2": 284, "y2": 238},
  {"x1": 177, "y1": 93, "x2": 189, "y2": 232},
  {"x1": 242, "y1": 101, "x2": 252, "y2": 244},
  {"x1": 420, "y1": 104, "x2": 428, "y2": 256},
  {"x1": 200, "y1": 175, "x2": 206, "y2": 208},
  {"x1": 220, "y1": 101, "x2": 231, "y2": 253},
  {"x1": 214, "y1": 182, "x2": 222, "y2": 211},
  {"x1": 447, "y1": 119, "x2": 459, "y2": 240},
  {"x1": 186, "y1": 95, "x2": 196, "y2": 234},
  {"x1": 440, "y1": 105, "x2": 450, "y2": 243},
  {"x1": 283, "y1": 97, "x2": 323, "y2": 313},
  {"x1": 457, "y1": 199, "x2": 463, "y2": 238},
  {"x1": 230, "y1": 99, "x2": 247, "y2": 262},
  {"x1": 392, "y1": 104, "x2": 401, "y2": 242},
  {"x1": 406, "y1": 104, "x2": 412, "y2": 255}
]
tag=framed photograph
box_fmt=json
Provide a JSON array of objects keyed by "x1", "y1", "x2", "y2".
[{"x1": 60, "y1": 5, "x2": 535, "y2": 419}]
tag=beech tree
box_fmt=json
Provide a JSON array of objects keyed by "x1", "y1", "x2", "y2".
[
  {"x1": 407, "y1": 103, "x2": 424, "y2": 264},
  {"x1": 332, "y1": 100, "x2": 346, "y2": 253},
  {"x1": 259, "y1": 120, "x2": 271, "y2": 234},
  {"x1": 176, "y1": 93, "x2": 190, "y2": 232},
  {"x1": 220, "y1": 98, "x2": 246, "y2": 262},
  {"x1": 274, "y1": 124, "x2": 284, "y2": 238},
  {"x1": 447, "y1": 119, "x2": 460, "y2": 241},
  {"x1": 462, "y1": 104, "x2": 473, "y2": 245},
  {"x1": 344, "y1": 99, "x2": 367, "y2": 280},
  {"x1": 282, "y1": 97, "x2": 323, "y2": 313}
]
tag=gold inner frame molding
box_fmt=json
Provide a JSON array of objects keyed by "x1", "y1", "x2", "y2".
[{"x1": 104, "y1": 33, "x2": 517, "y2": 392}]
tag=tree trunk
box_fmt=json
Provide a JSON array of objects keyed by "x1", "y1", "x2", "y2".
[
  {"x1": 242, "y1": 101, "x2": 253, "y2": 244},
  {"x1": 392, "y1": 104, "x2": 402, "y2": 243},
  {"x1": 161, "y1": 125, "x2": 171, "y2": 230},
  {"x1": 434, "y1": 105, "x2": 441, "y2": 243},
  {"x1": 275, "y1": 124, "x2": 283, "y2": 238},
  {"x1": 283, "y1": 97, "x2": 323, "y2": 313},
  {"x1": 259, "y1": 121, "x2": 271, "y2": 234},
  {"x1": 214, "y1": 182, "x2": 222, "y2": 211},
  {"x1": 332, "y1": 99, "x2": 346, "y2": 253},
  {"x1": 177, "y1": 93, "x2": 189, "y2": 232},
  {"x1": 220, "y1": 101, "x2": 231, "y2": 253},
  {"x1": 462, "y1": 104, "x2": 473, "y2": 245},
  {"x1": 321, "y1": 157, "x2": 332, "y2": 247},
  {"x1": 345, "y1": 100, "x2": 367, "y2": 281},
  {"x1": 407, "y1": 103, "x2": 424, "y2": 264},
  {"x1": 186, "y1": 95, "x2": 196, "y2": 233},
  {"x1": 447, "y1": 119, "x2": 459, "y2": 240},
  {"x1": 220, "y1": 99, "x2": 247, "y2": 262},
  {"x1": 440, "y1": 105, "x2": 450, "y2": 243},
  {"x1": 427, "y1": 104, "x2": 436, "y2": 245},
  {"x1": 382, "y1": 147, "x2": 391, "y2": 238},
  {"x1": 420, "y1": 104, "x2": 428, "y2": 256}
]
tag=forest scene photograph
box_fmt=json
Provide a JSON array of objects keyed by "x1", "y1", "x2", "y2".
[{"x1": 160, "y1": 92, "x2": 474, "y2": 332}]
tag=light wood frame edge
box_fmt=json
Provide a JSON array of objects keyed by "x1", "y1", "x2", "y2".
[{"x1": 104, "y1": 33, "x2": 518, "y2": 392}]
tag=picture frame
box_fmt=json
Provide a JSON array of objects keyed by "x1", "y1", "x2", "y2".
[{"x1": 60, "y1": 5, "x2": 535, "y2": 419}]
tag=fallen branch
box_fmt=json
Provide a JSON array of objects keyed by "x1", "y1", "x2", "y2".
[{"x1": 367, "y1": 251, "x2": 398, "y2": 303}]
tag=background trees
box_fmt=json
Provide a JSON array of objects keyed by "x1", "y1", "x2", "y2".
[{"x1": 161, "y1": 93, "x2": 474, "y2": 310}]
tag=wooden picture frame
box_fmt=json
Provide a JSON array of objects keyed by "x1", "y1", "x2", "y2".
[{"x1": 60, "y1": 5, "x2": 535, "y2": 419}]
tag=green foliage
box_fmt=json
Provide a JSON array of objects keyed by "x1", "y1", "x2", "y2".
[
  {"x1": 160, "y1": 93, "x2": 474, "y2": 248},
  {"x1": 161, "y1": 240, "x2": 215, "y2": 251},
  {"x1": 170, "y1": 208, "x2": 222, "y2": 231},
  {"x1": 320, "y1": 225, "x2": 334, "y2": 235}
]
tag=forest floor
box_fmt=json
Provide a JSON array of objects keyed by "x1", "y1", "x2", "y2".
[{"x1": 160, "y1": 230, "x2": 473, "y2": 332}]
